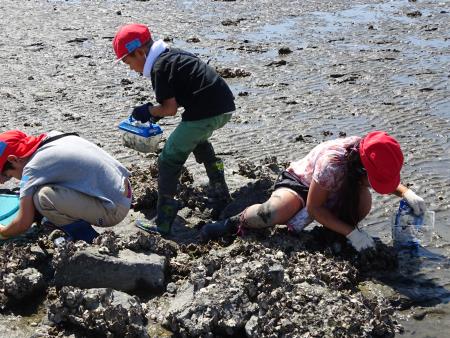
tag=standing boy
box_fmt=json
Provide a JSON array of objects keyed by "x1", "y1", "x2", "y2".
[
  {"x1": 113, "y1": 23, "x2": 235, "y2": 235},
  {"x1": 0, "y1": 130, "x2": 132, "y2": 243}
]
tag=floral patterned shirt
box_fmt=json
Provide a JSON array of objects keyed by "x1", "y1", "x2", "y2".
[{"x1": 287, "y1": 136, "x2": 361, "y2": 204}]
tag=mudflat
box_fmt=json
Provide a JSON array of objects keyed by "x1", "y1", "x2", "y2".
[{"x1": 1, "y1": 0, "x2": 449, "y2": 337}]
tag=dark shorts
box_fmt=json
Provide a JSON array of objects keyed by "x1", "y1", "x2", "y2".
[{"x1": 273, "y1": 171, "x2": 309, "y2": 203}]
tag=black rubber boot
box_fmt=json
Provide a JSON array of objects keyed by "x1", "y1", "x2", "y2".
[
  {"x1": 200, "y1": 213, "x2": 241, "y2": 241},
  {"x1": 204, "y1": 159, "x2": 231, "y2": 202},
  {"x1": 135, "y1": 196, "x2": 178, "y2": 235},
  {"x1": 155, "y1": 196, "x2": 179, "y2": 234}
]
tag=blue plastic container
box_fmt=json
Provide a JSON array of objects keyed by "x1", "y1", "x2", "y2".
[
  {"x1": 0, "y1": 194, "x2": 20, "y2": 225},
  {"x1": 118, "y1": 116, "x2": 163, "y2": 153}
]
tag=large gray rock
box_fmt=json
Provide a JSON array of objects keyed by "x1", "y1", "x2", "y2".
[
  {"x1": 54, "y1": 247, "x2": 166, "y2": 292},
  {"x1": 48, "y1": 286, "x2": 148, "y2": 338}
]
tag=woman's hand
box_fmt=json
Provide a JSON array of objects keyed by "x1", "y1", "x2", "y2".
[
  {"x1": 346, "y1": 228, "x2": 375, "y2": 252},
  {"x1": 403, "y1": 189, "x2": 426, "y2": 215},
  {"x1": 394, "y1": 184, "x2": 426, "y2": 215}
]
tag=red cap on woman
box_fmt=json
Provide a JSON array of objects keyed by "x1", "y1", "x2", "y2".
[{"x1": 359, "y1": 131, "x2": 404, "y2": 194}]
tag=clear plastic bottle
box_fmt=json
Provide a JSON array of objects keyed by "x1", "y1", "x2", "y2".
[{"x1": 392, "y1": 199, "x2": 435, "y2": 249}]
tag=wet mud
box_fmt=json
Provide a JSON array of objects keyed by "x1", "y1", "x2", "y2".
[{"x1": 1, "y1": 0, "x2": 450, "y2": 337}]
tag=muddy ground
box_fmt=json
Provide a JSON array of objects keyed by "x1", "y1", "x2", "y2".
[{"x1": 1, "y1": 0, "x2": 449, "y2": 337}]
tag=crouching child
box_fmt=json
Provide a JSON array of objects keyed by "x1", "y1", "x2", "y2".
[{"x1": 0, "y1": 130, "x2": 132, "y2": 243}]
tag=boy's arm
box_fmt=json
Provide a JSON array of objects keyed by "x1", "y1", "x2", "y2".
[
  {"x1": 0, "y1": 195, "x2": 35, "y2": 239},
  {"x1": 150, "y1": 97, "x2": 178, "y2": 117}
]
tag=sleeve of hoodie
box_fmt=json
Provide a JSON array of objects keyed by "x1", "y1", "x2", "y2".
[{"x1": 152, "y1": 55, "x2": 177, "y2": 104}]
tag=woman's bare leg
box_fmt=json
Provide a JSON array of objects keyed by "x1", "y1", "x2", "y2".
[
  {"x1": 243, "y1": 188, "x2": 304, "y2": 229},
  {"x1": 200, "y1": 188, "x2": 304, "y2": 240}
]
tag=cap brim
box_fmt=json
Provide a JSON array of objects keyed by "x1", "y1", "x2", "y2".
[
  {"x1": 113, "y1": 53, "x2": 129, "y2": 65},
  {"x1": 367, "y1": 174, "x2": 400, "y2": 194}
]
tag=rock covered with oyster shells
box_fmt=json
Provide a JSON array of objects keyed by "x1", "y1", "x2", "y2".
[{"x1": 48, "y1": 286, "x2": 148, "y2": 338}]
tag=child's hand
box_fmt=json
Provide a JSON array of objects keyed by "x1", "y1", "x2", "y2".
[
  {"x1": 149, "y1": 115, "x2": 162, "y2": 124},
  {"x1": 131, "y1": 102, "x2": 153, "y2": 122},
  {"x1": 0, "y1": 225, "x2": 7, "y2": 240},
  {"x1": 346, "y1": 228, "x2": 375, "y2": 252},
  {"x1": 403, "y1": 189, "x2": 426, "y2": 215}
]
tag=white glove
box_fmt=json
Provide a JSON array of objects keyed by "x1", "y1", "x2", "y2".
[
  {"x1": 403, "y1": 189, "x2": 426, "y2": 215},
  {"x1": 346, "y1": 228, "x2": 375, "y2": 252}
]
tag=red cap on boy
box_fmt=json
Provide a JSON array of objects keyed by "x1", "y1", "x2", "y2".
[
  {"x1": 113, "y1": 24, "x2": 152, "y2": 61},
  {"x1": 359, "y1": 131, "x2": 404, "y2": 194},
  {"x1": 0, "y1": 130, "x2": 47, "y2": 172}
]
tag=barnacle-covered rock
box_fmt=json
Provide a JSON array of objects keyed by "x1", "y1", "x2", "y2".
[{"x1": 48, "y1": 286, "x2": 148, "y2": 337}]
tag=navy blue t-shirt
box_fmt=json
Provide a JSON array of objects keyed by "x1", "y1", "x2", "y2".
[{"x1": 151, "y1": 48, "x2": 235, "y2": 121}]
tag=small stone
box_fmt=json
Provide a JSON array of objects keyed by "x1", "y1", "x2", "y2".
[
  {"x1": 167, "y1": 282, "x2": 177, "y2": 294},
  {"x1": 278, "y1": 47, "x2": 292, "y2": 55},
  {"x1": 266, "y1": 264, "x2": 284, "y2": 287}
]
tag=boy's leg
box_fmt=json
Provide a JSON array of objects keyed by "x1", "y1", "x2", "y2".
[
  {"x1": 33, "y1": 185, "x2": 130, "y2": 227},
  {"x1": 192, "y1": 141, "x2": 230, "y2": 201},
  {"x1": 156, "y1": 114, "x2": 231, "y2": 232},
  {"x1": 192, "y1": 113, "x2": 232, "y2": 200}
]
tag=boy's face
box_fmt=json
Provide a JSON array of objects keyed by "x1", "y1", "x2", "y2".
[
  {"x1": 2, "y1": 156, "x2": 27, "y2": 180},
  {"x1": 122, "y1": 49, "x2": 146, "y2": 74}
]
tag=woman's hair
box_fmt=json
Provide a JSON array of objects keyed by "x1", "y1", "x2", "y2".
[{"x1": 333, "y1": 140, "x2": 366, "y2": 228}]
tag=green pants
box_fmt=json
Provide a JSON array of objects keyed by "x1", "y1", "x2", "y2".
[{"x1": 158, "y1": 113, "x2": 232, "y2": 196}]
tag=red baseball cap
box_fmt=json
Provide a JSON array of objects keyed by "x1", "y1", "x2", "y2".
[
  {"x1": 113, "y1": 24, "x2": 152, "y2": 61},
  {"x1": 0, "y1": 130, "x2": 47, "y2": 172},
  {"x1": 359, "y1": 131, "x2": 404, "y2": 194}
]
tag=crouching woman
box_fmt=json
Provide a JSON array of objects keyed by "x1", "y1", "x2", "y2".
[{"x1": 201, "y1": 131, "x2": 426, "y2": 252}]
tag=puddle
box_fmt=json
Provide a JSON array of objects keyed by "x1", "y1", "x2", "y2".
[
  {"x1": 245, "y1": 18, "x2": 299, "y2": 43},
  {"x1": 432, "y1": 101, "x2": 450, "y2": 120},
  {"x1": 408, "y1": 37, "x2": 450, "y2": 49},
  {"x1": 312, "y1": 1, "x2": 419, "y2": 33},
  {"x1": 391, "y1": 74, "x2": 416, "y2": 86},
  {"x1": 172, "y1": 38, "x2": 212, "y2": 59}
]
